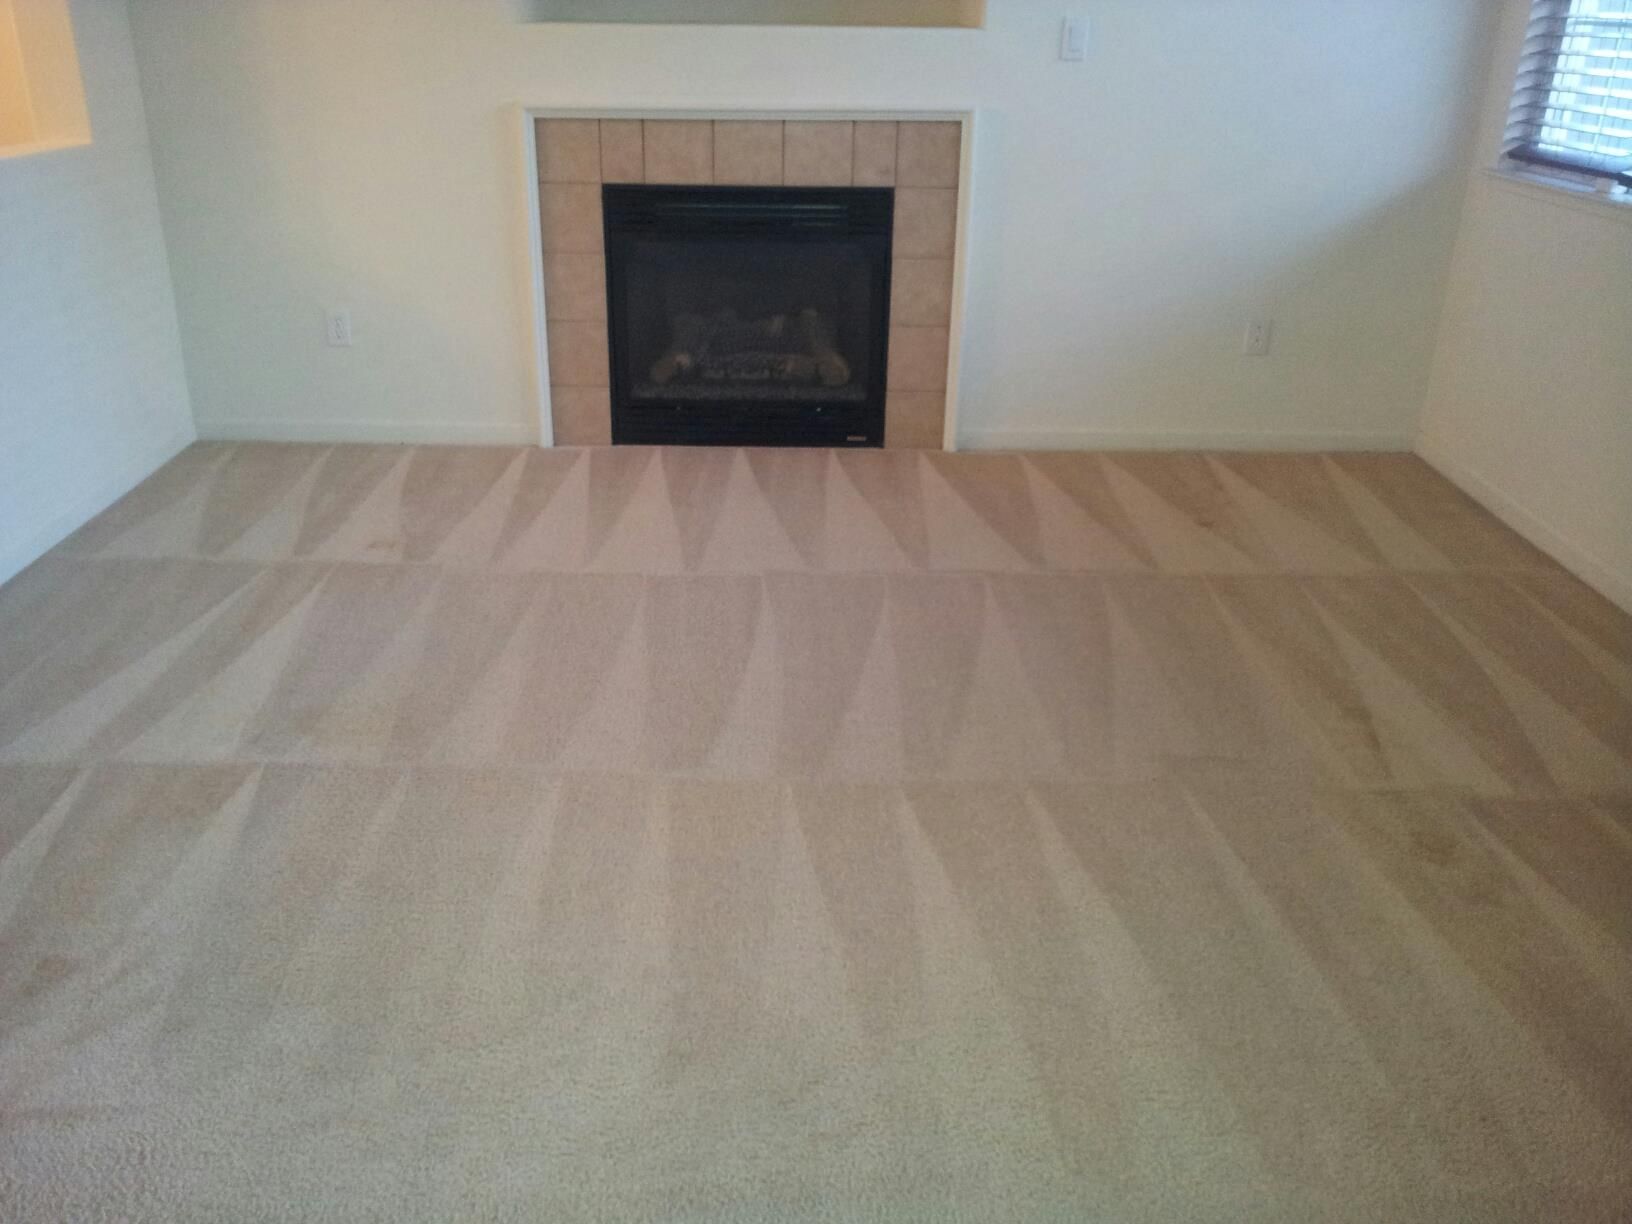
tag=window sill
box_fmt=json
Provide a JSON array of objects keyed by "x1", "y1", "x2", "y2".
[{"x1": 1482, "y1": 168, "x2": 1632, "y2": 229}]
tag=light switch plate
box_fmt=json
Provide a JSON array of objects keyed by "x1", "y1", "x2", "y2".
[{"x1": 1060, "y1": 16, "x2": 1088, "y2": 62}]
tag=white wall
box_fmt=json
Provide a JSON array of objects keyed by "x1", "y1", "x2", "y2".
[
  {"x1": 0, "y1": 0, "x2": 194, "y2": 585},
  {"x1": 1419, "y1": 0, "x2": 1632, "y2": 611},
  {"x1": 126, "y1": 0, "x2": 1498, "y2": 451}
]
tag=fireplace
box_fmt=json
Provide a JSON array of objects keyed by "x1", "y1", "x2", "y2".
[{"x1": 603, "y1": 184, "x2": 894, "y2": 447}]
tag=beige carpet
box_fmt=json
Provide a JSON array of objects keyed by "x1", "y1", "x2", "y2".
[{"x1": 1, "y1": 442, "x2": 1629, "y2": 1221}]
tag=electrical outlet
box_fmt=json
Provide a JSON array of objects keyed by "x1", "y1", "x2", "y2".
[
  {"x1": 1244, "y1": 317, "x2": 1274, "y2": 357},
  {"x1": 326, "y1": 309, "x2": 354, "y2": 348}
]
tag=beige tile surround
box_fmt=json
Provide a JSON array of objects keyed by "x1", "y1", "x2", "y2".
[{"x1": 537, "y1": 117, "x2": 963, "y2": 449}]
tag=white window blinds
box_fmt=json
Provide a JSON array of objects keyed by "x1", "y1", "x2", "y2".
[{"x1": 1504, "y1": 0, "x2": 1632, "y2": 188}]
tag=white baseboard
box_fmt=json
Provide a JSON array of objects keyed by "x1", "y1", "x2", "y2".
[
  {"x1": 195, "y1": 417, "x2": 538, "y2": 446},
  {"x1": 1416, "y1": 438, "x2": 1632, "y2": 614},
  {"x1": 0, "y1": 427, "x2": 195, "y2": 589},
  {"x1": 958, "y1": 427, "x2": 1415, "y2": 453}
]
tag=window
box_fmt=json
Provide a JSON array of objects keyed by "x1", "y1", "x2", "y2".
[{"x1": 1503, "y1": 0, "x2": 1632, "y2": 195}]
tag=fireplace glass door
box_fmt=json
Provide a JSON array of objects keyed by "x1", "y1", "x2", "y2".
[{"x1": 604, "y1": 186, "x2": 893, "y2": 447}]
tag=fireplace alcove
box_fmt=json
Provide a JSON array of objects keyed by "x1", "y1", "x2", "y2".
[{"x1": 604, "y1": 185, "x2": 894, "y2": 447}]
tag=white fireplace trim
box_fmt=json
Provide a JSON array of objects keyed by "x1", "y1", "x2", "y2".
[{"x1": 516, "y1": 105, "x2": 977, "y2": 450}]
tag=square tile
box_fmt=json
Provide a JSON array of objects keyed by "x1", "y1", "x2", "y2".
[
  {"x1": 853, "y1": 121, "x2": 898, "y2": 186},
  {"x1": 547, "y1": 319, "x2": 610, "y2": 388},
  {"x1": 784, "y1": 121, "x2": 854, "y2": 186},
  {"x1": 887, "y1": 326, "x2": 950, "y2": 392},
  {"x1": 551, "y1": 385, "x2": 612, "y2": 446},
  {"x1": 543, "y1": 252, "x2": 607, "y2": 321},
  {"x1": 713, "y1": 121, "x2": 783, "y2": 185},
  {"x1": 891, "y1": 259, "x2": 954, "y2": 327},
  {"x1": 536, "y1": 118, "x2": 601, "y2": 183},
  {"x1": 897, "y1": 121, "x2": 962, "y2": 188},
  {"x1": 600, "y1": 120, "x2": 644, "y2": 183},
  {"x1": 886, "y1": 392, "x2": 947, "y2": 450},
  {"x1": 643, "y1": 121, "x2": 713, "y2": 184},
  {"x1": 893, "y1": 188, "x2": 957, "y2": 258},
  {"x1": 540, "y1": 182, "x2": 604, "y2": 253}
]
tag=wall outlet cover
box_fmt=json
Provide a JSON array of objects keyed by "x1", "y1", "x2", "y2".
[
  {"x1": 326, "y1": 309, "x2": 354, "y2": 347},
  {"x1": 1244, "y1": 317, "x2": 1274, "y2": 357}
]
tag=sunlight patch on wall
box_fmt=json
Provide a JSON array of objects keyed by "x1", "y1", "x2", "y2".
[{"x1": 0, "y1": 0, "x2": 90, "y2": 158}]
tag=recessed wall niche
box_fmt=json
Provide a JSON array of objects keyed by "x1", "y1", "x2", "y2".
[{"x1": 508, "y1": 0, "x2": 985, "y2": 29}]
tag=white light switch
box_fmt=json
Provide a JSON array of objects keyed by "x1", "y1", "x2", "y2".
[{"x1": 1060, "y1": 16, "x2": 1089, "y2": 62}]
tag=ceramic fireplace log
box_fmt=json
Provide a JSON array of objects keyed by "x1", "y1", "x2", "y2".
[
  {"x1": 648, "y1": 308, "x2": 849, "y2": 389},
  {"x1": 648, "y1": 312, "x2": 711, "y2": 386},
  {"x1": 795, "y1": 308, "x2": 851, "y2": 388}
]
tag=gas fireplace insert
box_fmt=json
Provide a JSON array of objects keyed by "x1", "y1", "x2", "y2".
[{"x1": 602, "y1": 184, "x2": 894, "y2": 447}]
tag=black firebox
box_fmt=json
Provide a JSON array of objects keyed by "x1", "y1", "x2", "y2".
[{"x1": 603, "y1": 184, "x2": 893, "y2": 447}]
